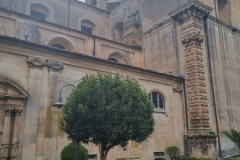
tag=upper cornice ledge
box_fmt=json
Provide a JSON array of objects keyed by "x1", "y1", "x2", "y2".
[{"x1": 168, "y1": 0, "x2": 212, "y2": 21}]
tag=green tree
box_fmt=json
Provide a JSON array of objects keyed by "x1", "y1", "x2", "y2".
[
  {"x1": 166, "y1": 146, "x2": 181, "y2": 160},
  {"x1": 61, "y1": 143, "x2": 88, "y2": 160},
  {"x1": 61, "y1": 73, "x2": 155, "y2": 160},
  {"x1": 223, "y1": 129, "x2": 240, "y2": 151}
]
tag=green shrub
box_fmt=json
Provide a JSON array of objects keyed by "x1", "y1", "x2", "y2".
[
  {"x1": 208, "y1": 130, "x2": 216, "y2": 135},
  {"x1": 154, "y1": 158, "x2": 165, "y2": 160},
  {"x1": 166, "y1": 146, "x2": 181, "y2": 160},
  {"x1": 61, "y1": 142, "x2": 88, "y2": 160}
]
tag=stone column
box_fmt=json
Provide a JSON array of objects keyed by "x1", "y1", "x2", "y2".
[
  {"x1": 0, "y1": 108, "x2": 13, "y2": 160},
  {"x1": 10, "y1": 108, "x2": 22, "y2": 159},
  {"x1": 169, "y1": 0, "x2": 217, "y2": 159}
]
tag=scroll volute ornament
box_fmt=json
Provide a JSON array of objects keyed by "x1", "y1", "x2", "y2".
[
  {"x1": 47, "y1": 60, "x2": 64, "y2": 71},
  {"x1": 27, "y1": 57, "x2": 47, "y2": 68}
]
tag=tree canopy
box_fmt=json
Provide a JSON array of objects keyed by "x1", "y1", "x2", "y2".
[{"x1": 61, "y1": 73, "x2": 155, "y2": 160}]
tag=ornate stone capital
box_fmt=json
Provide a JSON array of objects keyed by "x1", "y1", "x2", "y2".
[
  {"x1": 27, "y1": 56, "x2": 47, "y2": 68},
  {"x1": 4, "y1": 108, "x2": 14, "y2": 116},
  {"x1": 181, "y1": 32, "x2": 204, "y2": 47},
  {"x1": 47, "y1": 60, "x2": 64, "y2": 71},
  {"x1": 13, "y1": 108, "x2": 23, "y2": 116},
  {"x1": 172, "y1": 85, "x2": 183, "y2": 92},
  {"x1": 0, "y1": 144, "x2": 9, "y2": 158},
  {"x1": 168, "y1": 0, "x2": 212, "y2": 21}
]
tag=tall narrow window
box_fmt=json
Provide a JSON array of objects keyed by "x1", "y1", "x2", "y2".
[
  {"x1": 150, "y1": 92, "x2": 164, "y2": 109},
  {"x1": 113, "y1": 22, "x2": 123, "y2": 43},
  {"x1": 217, "y1": 0, "x2": 230, "y2": 25}
]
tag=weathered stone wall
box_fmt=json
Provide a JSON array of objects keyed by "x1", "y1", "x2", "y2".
[
  {"x1": 141, "y1": 20, "x2": 180, "y2": 74},
  {"x1": 0, "y1": 0, "x2": 110, "y2": 38},
  {"x1": 206, "y1": 18, "x2": 240, "y2": 157},
  {"x1": 0, "y1": 36, "x2": 185, "y2": 160},
  {"x1": 0, "y1": 8, "x2": 142, "y2": 67},
  {"x1": 230, "y1": 0, "x2": 240, "y2": 29}
]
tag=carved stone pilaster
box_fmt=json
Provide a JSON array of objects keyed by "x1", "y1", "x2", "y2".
[
  {"x1": 47, "y1": 60, "x2": 64, "y2": 71},
  {"x1": 169, "y1": 0, "x2": 212, "y2": 130},
  {"x1": 0, "y1": 144, "x2": 9, "y2": 159},
  {"x1": 27, "y1": 56, "x2": 47, "y2": 68}
]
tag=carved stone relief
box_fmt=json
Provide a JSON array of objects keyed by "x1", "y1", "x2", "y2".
[
  {"x1": 27, "y1": 56, "x2": 64, "y2": 71},
  {"x1": 0, "y1": 144, "x2": 9, "y2": 159}
]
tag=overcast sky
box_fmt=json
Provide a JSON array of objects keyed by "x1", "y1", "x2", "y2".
[{"x1": 78, "y1": 0, "x2": 85, "y2": 2}]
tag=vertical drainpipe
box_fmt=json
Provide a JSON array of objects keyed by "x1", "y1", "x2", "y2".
[
  {"x1": 68, "y1": 0, "x2": 71, "y2": 28},
  {"x1": 203, "y1": 16, "x2": 222, "y2": 158},
  {"x1": 93, "y1": 35, "x2": 96, "y2": 57}
]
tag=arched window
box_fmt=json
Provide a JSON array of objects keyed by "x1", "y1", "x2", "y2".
[
  {"x1": 149, "y1": 92, "x2": 164, "y2": 109},
  {"x1": 113, "y1": 22, "x2": 123, "y2": 43},
  {"x1": 81, "y1": 20, "x2": 96, "y2": 35},
  {"x1": 51, "y1": 44, "x2": 65, "y2": 49},
  {"x1": 30, "y1": 3, "x2": 49, "y2": 21},
  {"x1": 108, "y1": 58, "x2": 118, "y2": 62}
]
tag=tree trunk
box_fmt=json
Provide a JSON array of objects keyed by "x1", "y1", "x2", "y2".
[
  {"x1": 100, "y1": 150, "x2": 109, "y2": 160},
  {"x1": 75, "y1": 143, "x2": 79, "y2": 160}
]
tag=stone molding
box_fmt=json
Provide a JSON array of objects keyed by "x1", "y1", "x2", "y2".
[
  {"x1": 168, "y1": 0, "x2": 212, "y2": 21},
  {"x1": 0, "y1": 144, "x2": 9, "y2": 158},
  {"x1": 27, "y1": 56, "x2": 64, "y2": 71}
]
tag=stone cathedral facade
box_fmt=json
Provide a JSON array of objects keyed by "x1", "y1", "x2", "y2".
[{"x1": 0, "y1": 0, "x2": 240, "y2": 159}]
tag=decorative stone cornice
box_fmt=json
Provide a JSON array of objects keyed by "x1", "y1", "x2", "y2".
[
  {"x1": 168, "y1": 0, "x2": 212, "y2": 21},
  {"x1": 47, "y1": 60, "x2": 64, "y2": 71},
  {"x1": 27, "y1": 56, "x2": 47, "y2": 68},
  {"x1": 181, "y1": 32, "x2": 204, "y2": 47}
]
